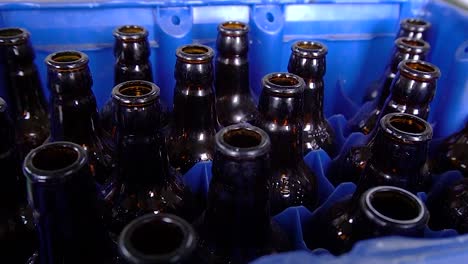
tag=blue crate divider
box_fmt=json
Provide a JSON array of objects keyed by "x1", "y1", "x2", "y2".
[{"x1": 0, "y1": 0, "x2": 466, "y2": 263}]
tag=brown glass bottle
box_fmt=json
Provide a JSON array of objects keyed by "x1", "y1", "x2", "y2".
[
  {"x1": 108, "y1": 80, "x2": 188, "y2": 235},
  {"x1": 23, "y1": 142, "x2": 116, "y2": 264},
  {"x1": 427, "y1": 178, "x2": 468, "y2": 234},
  {"x1": 0, "y1": 97, "x2": 36, "y2": 263},
  {"x1": 167, "y1": 44, "x2": 217, "y2": 174},
  {"x1": 397, "y1": 18, "x2": 431, "y2": 40},
  {"x1": 354, "y1": 113, "x2": 433, "y2": 195},
  {"x1": 214, "y1": 21, "x2": 259, "y2": 126},
  {"x1": 306, "y1": 186, "x2": 428, "y2": 255},
  {"x1": 287, "y1": 41, "x2": 336, "y2": 156},
  {"x1": 256, "y1": 72, "x2": 319, "y2": 215},
  {"x1": 431, "y1": 122, "x2": 468, "y2": 177},
  {"x1": 117, "y1": 213, "x2": 198, "y2": 264},
  {"x1": 196, "y1": 124, "x2": 291, "y2": 263},
  {"x1": 348, "y1": 38, "x2": 430, "y2": 134},
  {"x1": 45, "y1": 50, "x2": 115, "y2": 195},
  {"x1": 0, "y1": 28, "x2": 49, "y2": 159}
]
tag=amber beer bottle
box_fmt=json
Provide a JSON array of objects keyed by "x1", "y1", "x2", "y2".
[
  {"x1": 45, "y1": 50, "x2": 115, "y2": 194},
  {"x1": 23, "y1": 142, "x2": 115, "y2": 263},
  {"x1": 256, "y1": 72, "x2": 319, "y2": 215},
  {"x1": 0, "y1": 27, "x2": 49, "y2": 158},
  {"x1": 167, "y1": 44, "x2": 218, "y2": 174},
  {"x1": 117, "y1": 213, "x2": 198, "y2": 264},
  {"x1": 214, "y1": 21, "x2": 258, "y2": 126},
  {"x1": 306, "y1": 186, "x2": 428, "y2": 255},
  {"x1": 431, "y1": 122, "x2": 467, "y2": 177},
  {"x1": 348, "y1": 38, "x2": 430, "y2": 134},
  {"x1": 108, "y1": 80, "x2": 187, "y2": 234},
  {"x1": 196, "y1": 124, "x2": 291, "y2": 263},
  {"x1": 0, "y1": 97, "x2": 36, "y2": 263},
  {"x1": 287, "y1": 40, "x2": 336, "y2": 156},
  {"x1": 329, "y1": 60, "x2": 439, "y2": 186}
]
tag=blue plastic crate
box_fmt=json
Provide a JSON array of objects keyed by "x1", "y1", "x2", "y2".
[{"x1": 0, "y1": 0, "x2": 467, "y2": 263}]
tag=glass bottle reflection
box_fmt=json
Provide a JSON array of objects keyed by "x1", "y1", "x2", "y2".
[
  {"x1": 349, "y1": 38, "x2": 430, "y2": 134},
  {"x1": 0, "y1": 27, "x2": 49, "y2": 159},
  {"x1": 45, "y1": 50, "x2": 115, "y2": 196},
  {"x1": 214, "y1": 21, "x2": 259, "y2": 126},
  {"x1": 256, "y1": 72, "x2": 319, "y2": 215},
  {"x1": 306, "y1": 186, "x2": 428, "y2": 255},
  {"x1": 196, "y1": 124, "x2": 291, "y2": 263},
  {"x1": 108, "y1": 80, "x2": 188, "y2": 235},
  {"x1": 117, "y1": 213, "x2": 197, "y2": 264},
  {"x1": 23, "y1": 142, "x2": 115, "y2": 263},
  {"x1": 167, "y1": 44, "x2": 218, "y2": 174},
  {"x1": 287, "y1": 40, "x2": 336, "y2": 156}
]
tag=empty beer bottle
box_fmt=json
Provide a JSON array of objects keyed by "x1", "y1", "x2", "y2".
[
  {"x1": 430, "y1": 122, "x2": 467, "y2": 177},
  {"x1": 108, "y1": 80, "x2": 188, "y2": 235},
  {"x1": 117, "y1": 213, "x2": 198, "y2": 264},
  {"x1": 427, "y1": 178, "x2": 468, "y2": 234},
  {"x1": 214, "y1": 21, "x2": 258, "y2": 126},
  {"x1": 306, "y1": 186, "x2": 428, "y2": 255},
  {"x1": 354, "y1": 113, "x2": 433, "y2": 195},
  {"x1": 23, "y1": 142, "x2": 116, "y2": 263},
  {"x1": 196, "y1": 124, "x2": 291, "y2": 263},
  {"x1": 167, "y1": 44, "x2": 218, "y2": 174},
  {"x1": 0, "y1": 27, "x2": 49, "y2": 159},
  {"x1": 397, "y1": 18, "x2": 431, "y2": 40},
  {"x1": 256, "y1": 72, "x2": 319, "y2": 215},
  {"x1": 349, "y1": 38, "x2": 430, "y2": 134},
  {"x1": 287, "y1": 40, "x2": 336, "y2": 156},
  {"x1": 45, "y1": 50, "x2": 115, "y2": 195},
  {"x1": 0, "y1": 97, "x2": 36, "y2": 263}
]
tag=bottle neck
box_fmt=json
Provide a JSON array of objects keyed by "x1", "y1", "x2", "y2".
[
  {"x1": 173, "y1": 61, "x2": 217, "y2": 134},
  {"x1": 114, "y1": 40, "x2": 153, "y2": 85},
  {"x1": 303, "y1": 78, "x2": 326, "y2": 124},
  {"x1": 205, "y1": 149, "x2": 271, "y2": 246},
  {"x1": 215, "y1": 57, "x2": 250, "y2": 97},
  {"x1": 381, "y1": 73, "x2": 436, "y2": 120},
  {"x1": 48, "y1": 68, "x2": 102, "y2": 144}
]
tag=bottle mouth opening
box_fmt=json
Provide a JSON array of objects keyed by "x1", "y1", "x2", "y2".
[
  {"x1": 364, "y1": 186, "x2": 426, "y2": 225},
  {"x1": 401, "y1": 18, "x2": 431, "y2": 32},
  {"x1": 46, "y1": 50, "x2": 89, "y2": 70},
  {"x1": 119, "y1": 214, "x2": 197, "y2": 263},
  {"x1": 0, "y1": 27, "x2": 29, "y2": 45},
  {"x1": 395, "y1": 37, "x2": 430, "y2": 54},
  {"x1": 114, "y1": 25, "x2": 148, "y2": 40},
  {"x1": 380, "y1": 113, "x2": 432, "y2": 142},
  {"x1": 176, "y1": 44, "x2": 214, "y2": 63},
  {"x1": 262, "y1": 72, "x2": 305, "y2": 95},
  {"x1": 406, "y1": 18, "x2": 428, "y2": 26},
  {"x1": 292, "y1": 40, "x2": 328, "y2": 58},
  {"x1": 112, "y1": 80, "x2": 160, "y2": 105},
  {"x1": 399, "y1": 59, "x2": 440, "y2": 81},
  {"x1": 219, "y1": 21, "x2": 249, "y2": 35},
  {"x1": 23, "y1": 142, "x2": 87, "y2": 183},
  {"x1": 217, "y1": 124, "x2": 270, "y2": 159}
]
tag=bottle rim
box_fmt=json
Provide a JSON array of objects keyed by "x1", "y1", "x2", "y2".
[
  {"x1": 291, "y1": 40, "x2": 328, "y2": 58},
  {"x1": 176, "y1": 44, "x2": 214, "y2": 63},
  {"x1": 216, "y1": 123, "x2": 271, "y2": 159},
  {"x1": 23, "y1": 141, "x2": 88, "y2": 184},
  {"x1": 0, "y1": 27, "x2": 29, "y2": 45},
  {"x1": 112, "y1": 80, "x2": 160, "y2": 106},
  {"x1": 400, "y1": 18, "x2": 431, "y2": 32},
  {"x1": 119, "y1": 213, "x2": 197, "y2": 263},
  {"x1": 398, "y1": 59, "x2": 441, "y2": 81},
  {"x1": 262, "y1": 72, "x2": 305, "y2": 96},
  {"x1": 113, "y1": 25, "x2": 149, "y2": 41},
  {"x1": 45, "y1": 50, "x2": 89, "y2": 70},
  {"x1": 0, "y1": 97, "x2": 6, "y2": 113},
  {"x1": 395, "y1": 37, "x2": 430, "y2": 54},
  {"x1": 380, "y1": 113, "x2": 433, "y2": 143},
  {"x1": 361, "y1": 186, "x2": 428, "y2": 226},
  {"x1": 218, "y1": 21, "x2": 249, "y2": 36}
]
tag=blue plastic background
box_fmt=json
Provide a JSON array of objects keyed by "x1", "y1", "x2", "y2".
[{"x1": 0, "y1": 0, "x2": 466, "y2": 263}]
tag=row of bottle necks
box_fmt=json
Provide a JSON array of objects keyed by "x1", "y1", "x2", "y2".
[{"x1": 0, "y1": 18, "x2": 466, "y2": 263}]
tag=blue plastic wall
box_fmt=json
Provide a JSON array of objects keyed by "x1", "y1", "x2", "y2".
[{"x1": 0, "y1": 0, "x2": 466, "y2": 263}]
